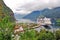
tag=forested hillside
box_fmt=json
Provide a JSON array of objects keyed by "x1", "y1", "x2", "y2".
[{"x1": 0, "y1": 0, "x2": 15, "y2": 21}]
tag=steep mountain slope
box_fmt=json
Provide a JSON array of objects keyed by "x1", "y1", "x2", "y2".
[
  {"x1": 0, "y1": 0, "x2": 15, "y2": 21},
  {"x1": 23, "y1": 11, "x2": 40, "y2": 21}
]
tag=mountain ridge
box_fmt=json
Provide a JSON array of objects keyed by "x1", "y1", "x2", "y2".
[{"x1": 23, "y1": 7, "x2": 60, "y2": 21}]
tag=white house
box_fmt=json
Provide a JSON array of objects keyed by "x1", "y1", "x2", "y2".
[{"x1": 37, "y1": 17, "x2": 52, "y2": 26}]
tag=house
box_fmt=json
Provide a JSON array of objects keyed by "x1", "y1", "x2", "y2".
[
  {"x1": 14, "y1": 24, "x2": 24, "y2": 34},
  {"x1": 37, "y1": 16, "x2": 52, "y2": 26}
]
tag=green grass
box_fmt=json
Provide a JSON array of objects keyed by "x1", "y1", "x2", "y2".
[{"x1": 56, "y1": 19, "x2": 60, "y2": 26}]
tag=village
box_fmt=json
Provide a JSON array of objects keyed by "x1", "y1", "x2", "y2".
[
  {"x1": 1, "y1": 0, "x2": 60, "y2": 40},
  {"x1": 13, "y1": 16, "x2": 60, "y2": 40},
  {"x1": 14, "y1": 16, "x2": 57, "y2": 33}
]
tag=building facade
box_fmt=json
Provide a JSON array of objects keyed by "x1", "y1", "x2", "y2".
[{"x1": 37, "y1": 17, "x2": 52, "y2": 26}]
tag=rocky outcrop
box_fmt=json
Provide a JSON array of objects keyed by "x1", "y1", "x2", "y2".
[{"x1": 0, "y1": 0, "x2": 15, "y2": 21}]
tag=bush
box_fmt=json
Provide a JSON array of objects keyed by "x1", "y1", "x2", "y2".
[
  {"x1": 37, "y1": 29, "x2": 56, "y2": 40},
  {"x1": 20, "y1": 29, "x2": 37, "y2": 40},
  {"x1": 19, "y1": 29, "x2": 56, "y2": 40},
  {"x1": 55, "y1": 30, "x2": 60, "y2": 40},
  {"x1": 0, "y1": 16, "x2": 15, "y2": 40}
]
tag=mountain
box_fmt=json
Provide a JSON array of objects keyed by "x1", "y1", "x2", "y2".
[
  {"x1": 14, "y1": 13, "x2": 26, "y2": 20},
  {"x1": 23, "y1": 11, "x2": 41, "y2": 21},
  {"x1": 0, "y1": 0, "x2": 15, "y2": 22},
  {"x1": 41, "y1": 7, "x2": 60, "y2": 18},
  {"x1": 23, "y1": 7, "x2": 60, "y2": 21}
]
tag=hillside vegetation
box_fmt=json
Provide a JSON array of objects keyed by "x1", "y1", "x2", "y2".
[{"x1": 0, "y1": 0, "x2": 15, "y2": 21}]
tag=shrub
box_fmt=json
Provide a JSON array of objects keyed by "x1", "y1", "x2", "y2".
[
  {"x1": 55, "y1": 30, "x2": 60, "y2": 40},
  {"x1": 0, "y1": 16, "x2": 15, "y2": 40},
  {"x1": 37, "y1": 29, "x2": 56, "y2": 40}
]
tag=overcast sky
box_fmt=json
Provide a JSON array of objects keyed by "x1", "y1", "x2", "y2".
[{"x1": 3, "y1": 0, "x2": 60, "y2": 14}]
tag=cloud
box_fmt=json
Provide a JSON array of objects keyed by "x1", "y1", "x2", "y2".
[
  {"x1": 4, "y1": 0, "x2": 60, "y2": 14},
  {"x1": 15, "y1": 10, "x2": 32, "y2": 14}
]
